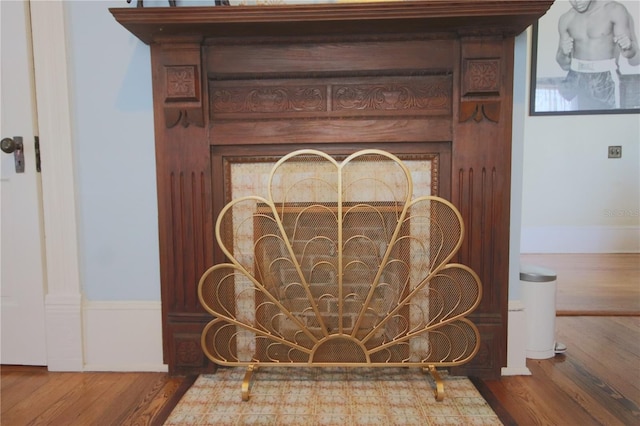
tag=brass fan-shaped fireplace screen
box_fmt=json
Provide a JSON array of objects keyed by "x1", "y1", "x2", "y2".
[{"x1": 198, "y1": 149, "x2": 482, "y2": 401}]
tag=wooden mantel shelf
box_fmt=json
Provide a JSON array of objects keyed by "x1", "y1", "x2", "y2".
[{"x1": 110, "y1": 0, "x2": 552, "y2": 44}]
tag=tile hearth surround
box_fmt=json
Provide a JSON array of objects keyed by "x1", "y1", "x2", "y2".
[
  {"x1": 227, "y1": 158, "x2": 433, "y2": 362},
  {"x1": 165, "y1": 367, "x2": 502, "y2": 425}
]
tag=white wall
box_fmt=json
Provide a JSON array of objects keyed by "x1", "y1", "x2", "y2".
[
  {"x1": 520, "y1": 0, "x2": 640, "y2": 253},
  {"x1": 520, "y1": 115, "x2": 639, "y2": 253},
  {"x1": 61, "y1": 1, "x2": 165, "y2": 371},
  {"x1": 67, "y1": 1, "x2": 160, "y2": 300},
  {"x1": 509, "y1": 31, "x2": 528, "y2": 302},
  {"x1": 504, "y1": 32, "x2": 530, "y2": 375}
]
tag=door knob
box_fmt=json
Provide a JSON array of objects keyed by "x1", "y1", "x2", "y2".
[
  {"x1": 1, "y1": 137, "x2": 22, "y2": 154},
  {"x1": 1, "y1": 137, "x2": 25, "y2": 173}
]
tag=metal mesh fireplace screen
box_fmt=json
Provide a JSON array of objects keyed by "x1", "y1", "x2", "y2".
[{"x1": 198, "y1": 149, "x2": 482, "y2": 400}]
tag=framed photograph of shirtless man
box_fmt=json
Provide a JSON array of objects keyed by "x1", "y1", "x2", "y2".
[{"x1": 530, "y1": 0, "x2": 640, "y2": 115}]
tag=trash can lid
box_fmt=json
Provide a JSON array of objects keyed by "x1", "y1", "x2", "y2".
[{"x1": 520, "y1": 264, "x2": 557, "y2": 282}]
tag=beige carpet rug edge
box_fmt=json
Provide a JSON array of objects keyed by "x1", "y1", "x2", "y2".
[{"x1": 164, "y1": 367, "x2": 503, "y2": 426}]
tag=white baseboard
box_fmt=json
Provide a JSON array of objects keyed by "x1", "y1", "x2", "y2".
[
  {"x1": 502, "y1": 300, "x2": 531, "y2": 376},
  {"x1": 45, "y1": 294, "x2": 84, "y2": 371},
  {"x1": 501, "y1": 367, "x2": 532, "y2": 376},
  {"x1": 82, "y1": 301, "x2": 167, "y2": 372},
  {"x1": 521, "y1": 225, "x2": 640, "y2": 253}
]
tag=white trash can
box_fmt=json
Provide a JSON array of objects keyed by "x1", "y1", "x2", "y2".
[{"x1": 521, "y1": 264, "x2": 557, "y2": 359}]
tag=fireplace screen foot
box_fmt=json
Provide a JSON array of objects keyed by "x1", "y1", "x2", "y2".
[
  {"x1": 424, "y1": 365, "x2": 445, "y2": 401},
  {"x1": 241, "y1": 364, "x2": 257, "y2": 401}
]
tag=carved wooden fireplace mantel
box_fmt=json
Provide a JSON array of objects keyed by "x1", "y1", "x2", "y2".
[{"x1": 111, "y1": 0, "x2": 552, "y2": 378}]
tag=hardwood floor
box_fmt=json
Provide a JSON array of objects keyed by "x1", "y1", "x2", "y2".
[
  {"x1": 476, "y1": 316, "x2": 640, "y2": 426},
  {"x1": 0, "y1": 366, "x2": 192, "y2": 425},
  {"x1": 521, "y1": 253, "x2": 639, "y2": 315},
  {"x1": 1, "y1": 254, "x2": 638, "y2": 425},
  {"x1": 474, "y1": 253, "x2": 640, "y2": 425}
]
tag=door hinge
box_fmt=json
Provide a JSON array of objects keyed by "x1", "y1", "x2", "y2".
[{"x1": 35, "y1": 136, "x2": 41, "y2": 172}]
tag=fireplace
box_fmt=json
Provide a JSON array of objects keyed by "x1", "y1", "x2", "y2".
[
  {"x1": 198, "y1": 149, "x2": 483, "y2": 400},
  {"x1": 110, "y1": 0, "x2": 553, "y2": 378}
]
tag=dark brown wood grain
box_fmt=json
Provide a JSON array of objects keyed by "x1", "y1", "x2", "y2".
[
  {"x1": 110, "y1": 1, "x2": 554, "y2": 44},
  {"x1": 110, "y1": 1, "x2": 553, "y2": 378}
]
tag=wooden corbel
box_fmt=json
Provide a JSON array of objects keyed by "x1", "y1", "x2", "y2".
[
  {"x1": 159, "y1": 39, "x2": 204, "y2": 128},
  {"x1": 459, "y1": 56, "x2": 502, "y2": 123}
]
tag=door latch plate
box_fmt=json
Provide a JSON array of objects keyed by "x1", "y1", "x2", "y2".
[{"x1": 1, "y1": 136, "x2": 25, "y2": 173}]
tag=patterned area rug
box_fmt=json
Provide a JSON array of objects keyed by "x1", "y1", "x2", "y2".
[{"x1": 164, "y1": 367, "x2": 503, "y2": 425}]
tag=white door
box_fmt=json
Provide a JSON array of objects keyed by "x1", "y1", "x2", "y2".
[{"x1": 0, "y1": 0, "x2": 48, "y2": 365}]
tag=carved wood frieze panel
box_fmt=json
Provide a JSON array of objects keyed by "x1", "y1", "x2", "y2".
[
  {"x1": 210, "y1": 75, "x2": 452, "y2": 119},
  {"x1": 333, "y1": 77, "x2": 451, "y2": 113},
  {"x1": 212, "y1": 85, "x2": 326, "y2": 114}
]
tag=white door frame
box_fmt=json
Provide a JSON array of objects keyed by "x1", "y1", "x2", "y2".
[{"x1": 30, "y1": 0, "x2": 83, "y2": 371}]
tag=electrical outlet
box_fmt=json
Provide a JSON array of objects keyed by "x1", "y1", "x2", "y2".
[{"x1": 608, "y1": 146, "x2": 622, "y2": 158}]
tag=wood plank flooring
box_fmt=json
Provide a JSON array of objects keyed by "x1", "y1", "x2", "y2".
[
  {"x1": 0, "y1": 366, "x2": 191, "y2": 425},
  {"x1": 476, "y1": 316, "x2": 640, "y2": 426},
  {"x1": 521, "y1": 253, "x2": 639, "y2": 315},
  {"x1": 1, "y1": 253, "x2": 638, "y2": 425},
  {"x1": 477, "y1": 253, "x2": 640, "y2": 425}
]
